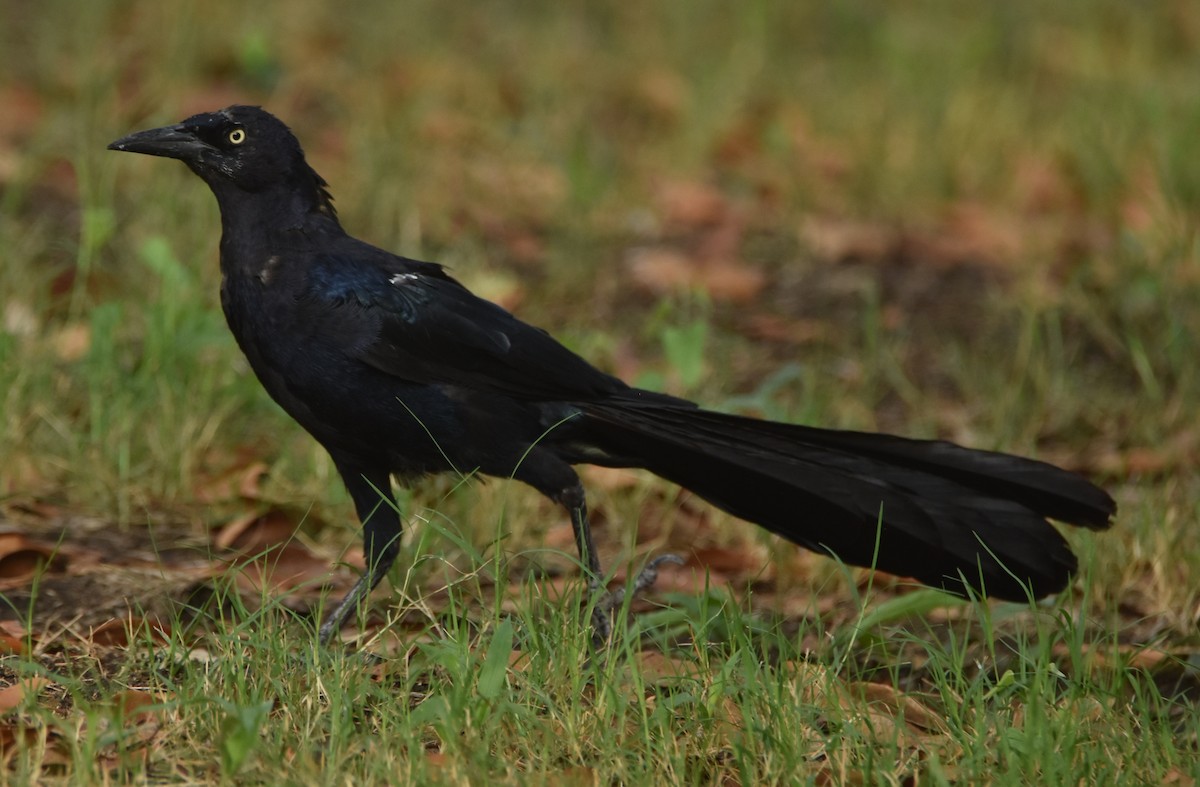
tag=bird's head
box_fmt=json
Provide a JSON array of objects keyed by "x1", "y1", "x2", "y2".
[
  {"x1": 109, "y1": 106, "x2": 304, "y2": 188},
  {"x1": 109, "y1": 105, "x2": 336, "y2": 217}
]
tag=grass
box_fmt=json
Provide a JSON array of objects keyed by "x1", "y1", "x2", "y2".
[
  {"x1": 2, "y1": 0, "x2": 1199, "y2": 783},
  {"x1": 2, "y1": 570, "x2": 1194, "y2": 783}
]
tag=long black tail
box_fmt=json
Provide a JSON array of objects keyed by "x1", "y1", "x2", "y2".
[{"x1": 581, "y1": 393, "x2": 1115, "y2": 601}]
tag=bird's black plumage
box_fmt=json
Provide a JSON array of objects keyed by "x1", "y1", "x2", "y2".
[{"x1": 109, "y1": 106, "x2": 1115, "y2": 642}]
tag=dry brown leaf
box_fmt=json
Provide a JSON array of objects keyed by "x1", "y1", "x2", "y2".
[
  {"x1": 789, "y1": 662, "x2": 950, "y2": 752},
  {"x1": 1162, "y1": 766, "x2": 1196, "y2": 786},
  {"x1": 642, "y1": 563, "x2": 724, "y2": 596},
  {"x1": 741, "y1": 314, "x2": 829, "y2": 346},
  {"x1": 0, "y1": 534, "x2": 28, "y2": 558},
  {"x1": 695, "y1": 259, "x2": 765, "y2": 304},
  {"x1": 89, "y1": 616, "x2": 171, "y2": 648},
  {"x1": 1054, "y1": 642, "x2": 1198, "y2": 677},
  {"x1": 215, "y1": 507, "x2": 301, "y2": 552},
  {"x1": 112, "y1": 689, "x2": 169, "y2": 726},
  {"x1": 928, "y1": 202, "x2": 1024, "y2": 267},
  {"x1": 1014, "y1": 153, "x2": 1077, "y2": 214},
  {"x1": 0, "y1": 621, "x2": 28, "y2": 655},
  {"x1": 657, "y1": 180, "x2": 729, "y2": 228},
  {"x1": 802, "y1": 215, "x2": 895, "y2": 262},
  {"x1": 688, "y1": 547, "x2": 760, "y2": 577},
  {"x1": 635, "y1": 68, "x2": 690, "y2": 124},
  {"x1": 634, "y1": 651, "x2": 703, "y2": 683},
  {"x1": 803, "y1": 206, "x2": 1024, "y2": 271},
  {"x1": 0, "y1": 678, "x2": 51, "y2": 714},
  {"x1": 626, "y1": 247, "x2": 695, "y2": 294},
  {"x1": 0, "y1": 724, "x2": 39, "y2": 762},
  {"x1": 5, "y1": 499, "x2": 63, "y2": 520},
  {"x1": 1092, "y1": 430, "x2": 1199, "y2": 477},
  {"x1": 195, "y1": 457, "x2": 270, "y2": 504},
  {"x1": 236, "y1": 462, "x2": 271, "y2": 500},
  {"x1": 625, "y1": 247, "x2": 764, "y2": 303},
  {"x1": 854, "y1": 681, "x2": 947, "y2": 734},
  {"x1": 0, "y1": 535, "x2": 65, "y2": 585},
  {"x1": 231, "y1": 543, "x2": 331, "y2": 594},
  {"x1": 52, "y1": 323, "x2": 91, "y2": 362}
]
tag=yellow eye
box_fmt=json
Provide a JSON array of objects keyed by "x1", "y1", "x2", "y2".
[{"x1": 228, "y1": 128, "x2": 246, "y2": 145}]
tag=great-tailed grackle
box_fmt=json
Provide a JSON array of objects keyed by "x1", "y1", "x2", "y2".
[{"x1": 109, "y1": 106, "x2": 1115, "y2": 645}]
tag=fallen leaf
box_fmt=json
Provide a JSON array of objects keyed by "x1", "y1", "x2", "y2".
[
  {"x1": 0, "y1": 724, "x2": 40, "y2": 761},
  {"x1": 695, "y1": 258, "x2": 765, "y2": 303},
  {"x1": 231, "y1": 543, "x2": 332, "y2": 594},
  {"x1": 0, "y1": 621, "x2": 29, "y2": 655},
  {"x1": 626, "y1": 247, "x2": 695, "y2": 293},
  {"x1": 1162, "y1": 766, "x2": 1196, "y2": 786},
  {"x1": 89, "y1": 616, "x2": 172, "y2": 648},
  {"x1": 854, "y1": 681, "x2": 946, "y2": 733},
  {"x1": 1014, "y1": 153, "x2": 1077, "y2": 214},
  {"x1": 215, "y1": 507, "x2": 301, "y2": 552},
  {"x1": 0, "y1": 678, "x2": 51, "y2": 714},
  {"x1": 194, "y1": 457, "x2": 270, "y2": 504},
  {"x1": 0, "y1": 535, "x2": 66, "y2": 585},
  {"x1": 801, "y1": 215, "x2": 895, "y2": 263},
  {"x1": 633, "y1": 651, "x2": 703, "y2": 683},
  {"x1": 237, "y1": 462, "x2": 271, "y2": 500},
  {"x1": 656, "y1": 180, "x2": 729, "y2": 228},
  {"x1": 625, "y1": 247, "x2": 765, "y2": 303},
  {"x1": 740, "y1": 314, "x2": 829, "y2": 345},
  {"x1": 688, "y1": 547, "x2": 760, "y2": 577},
  {"x1": 52, "y1": 323, "x2": 91, "y2": 362},
  {"x1": 113, "y1": 689, "x2": 168, "y2": 725}
]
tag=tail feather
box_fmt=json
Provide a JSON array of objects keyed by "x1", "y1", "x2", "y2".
[{"x1": 581, "y1": 396, "x2": 1115, "y2": 601}]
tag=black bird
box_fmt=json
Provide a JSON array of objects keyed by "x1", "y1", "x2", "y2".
[{"x1": 108, "y1": 106, "x2": 1115, "y2": 644}]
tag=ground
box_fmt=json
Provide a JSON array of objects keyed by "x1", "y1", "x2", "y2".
[{"x1": 0, "y1": 2, "x2": 1198, "y2": 783}]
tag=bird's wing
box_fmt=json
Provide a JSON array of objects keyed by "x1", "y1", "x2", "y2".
[{"x1": 302, "y1": 251, "x2": 626, "y2": 402}]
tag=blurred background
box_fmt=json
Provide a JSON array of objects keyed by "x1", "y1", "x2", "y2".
[{"x1": 0, "y1": 0, "x2": 1197, "y2": 621}]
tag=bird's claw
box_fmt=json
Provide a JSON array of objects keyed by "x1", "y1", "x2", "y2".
[{"x1": 589, "y1": 553, "x2": 685, "y2": 648}]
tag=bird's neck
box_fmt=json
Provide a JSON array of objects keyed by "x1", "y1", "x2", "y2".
[
  {"x1": 212, "y1": 176, "x2": 345, "y2": 281},
  {"x1": 212, "y1": 176, "x2": 342, "y2": 246}
]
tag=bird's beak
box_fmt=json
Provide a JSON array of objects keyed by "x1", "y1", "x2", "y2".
[{"x1": 107, "y1": 123, "x2": 207, "y2": 160}]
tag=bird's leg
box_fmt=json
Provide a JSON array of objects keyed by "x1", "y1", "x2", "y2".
[
  {"x1": 319, "y1": 465, "x2": 401, "y2": 646},
  {"x1": 318, "y1": 568, "x2": 382, "y2": 646},
  {"x1": 558, "y1": 482, "x2": 681, "y2": 648},
  {"x1": 563, "y1": 497, "x2": 610, "y2": 643}
]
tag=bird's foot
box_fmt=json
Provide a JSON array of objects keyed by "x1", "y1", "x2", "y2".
[
  {"x1": 317, "y1": 571, "x2": 378, "y2": 647},
  {"x1": 589, "y1": 553, "x2": 685, "y2": 649}
]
